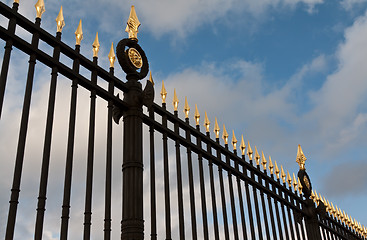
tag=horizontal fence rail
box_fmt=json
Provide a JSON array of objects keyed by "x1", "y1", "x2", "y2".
[{"x1": 0, "y1": 1, "x2": 366, "y2": 240}]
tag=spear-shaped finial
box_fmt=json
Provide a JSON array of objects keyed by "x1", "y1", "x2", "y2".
[
  {"x1": 194, "y1": 104, "x2": 200, "y2": 125},
  {"x1": 92, "y1": 32, "x2": 100, "y2": 57},
  {"x1": 204, "y1": 112, "x2": 210, "y2": 132},
  {"x1": 232, "y1": 130, "x2": 237, "y2": 150},
  {"x1": 75, "y1": 20, "x2": 83, "y2": 45},
  {"x1": 268, "y1": 155, "x2": 274, "y2": 174},
  {"x1": 14, "y1": 0, "x2": 19, "y2": 3},
  {"x1": 274, "y1": 160, "x2": 280, "y2": 179},
  {"x1": 254, "y1": 146, "x2": 260, "y2": 165},
  {"x1": 247, "y1": 141, "x2": 253, "y2": 160},
  {"x1": 261, "y1": 151, "x2": 267, "y2": 170},
  {"x1": 184, "y1": 97, "x2": 190, "y2": 119},
  {"x1": 222, "y1": 124, "x2": 228, "y2": 145},
  {"x1": 240, "y1": 135, "x2": 246, "y2": 156},
  {"x1": 149, "y1": 72, "x2": 154, "y2": 86},
  {"x1": 56, "y1": 6, "x2": 65, "y2": 33},
  {"x1": 298, "y1": 178, "x2": 303, "y2": 194},
  {"x1": 125, "y1": 5, "x2": 141, "y2": 41},
  {"x1": 296, "y1": 144, "x2": 307, "y2": 170},
  {"x1": 293, "y1": 173, "x2": 298, "y2": 190},
  {"x1": 173, "y1": 89, "x2": 179, "y2": 111},
  {"x1": 214, "y1": 118, "x2": 220, "y2": 139},
  {"x1": 35, "y1": 0, "x2": 45, "y2": 19},
  {"x1": 161, "y1": 80, "x2": 167, "y2": 104},
  {"x1": 281, "y1": 165, "x2": 286, "y2": 183},
  {"x1": 108, "y1": 42, "x2": 116, "y2": 68},
  {"x1": 287, "y1": 171, "x2": 292, "y2": 187}
]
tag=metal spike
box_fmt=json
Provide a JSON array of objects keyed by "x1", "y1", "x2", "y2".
[
  {"x1": 92, "y1": 32, "x2": 100, "y2": 57},
  {"x1": 194, "y1": 104, "x2": 200, "y2": 125},
  {"x1": 268, "y1": 156, "x2": 274, "y2": 174},
  {"x1": 287, "y1": 170, "x2": 292, "y2": 188},
  {"x1": 298, "y1": 177, "x2": 303, "y2": 194},
  {"x1": 184, "y1": 97, "x2": 190, "y2": 119},
  {"x1": 160, "y1": 80, "x2": 167, "y2": 104},
  {"x1": 56, "y1": 6, "x2": 65, "y2": 33},
  {"x1": 125, "y1": 5, "x2": 141, "y2": 40},
  {"x1": 75, "y1": 19, "x2": 83, "y2": 45},
  {"x1": 232, "y1": 130, "x2": 237, "y2": 150},
  {"x1": 35, "y1": 0, "x2": 45, "y2": 18},
  {"x1": 173, "y1": 89, "x2": 179, "y2": 111},
  {"x1": 274, "y1": 160, "x2": 280, "y2": 179},
  {"x1": 149, "y1": 72, "x2": 154, "y2": 86},
  {"x1": 247, "y1": 141, "x2": 253, "y2": 160},
  {"x1": 261, "y1": 151, "x2": 267, "y2": 170},
  {"x1": 222, "y1": 124, "x2": 228, "y2": 145},
  {"x1": 281, "y1": 165, "x2": 286, "y2": 183},
  {"x1": 296, "y1": 144, "x2": 307, "y2": 170},
  {"x1": 14, "y1": 0, "x2": 19, "y2": 3},
  {"x1": 204, "y1": 112, "x2": 210, "y2": 132},
  {"x1": 240, "y1": 135, "x2": 246, "y2": 156},
  {"x1": 214, "y1": 118, "x2": 220, "y2": 139},
  {"x1": 108, "y1": 42, "x2": 116, "y2": 68},
  {"x1": 293, "y1": 173, "x2": 297, "y2": 190},
  {"x1": 254, "y1": 146, "x2": 260, "y2": 165}
]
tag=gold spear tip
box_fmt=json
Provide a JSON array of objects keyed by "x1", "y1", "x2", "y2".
[
  {"x1": 204, "y1": 112, "x2": 210, "y2": 132},
  {"x1": 108, "y1": 42, "x2": 116, "y2": 68},
  {"x1": 214, "y1": 117, "x2": 220, "y2": 139},
  {"x1": 56, "y1": 6, "x2": 65, "y2": 33},
  {"x1": 232, "y1": 130, "x2": 237, "y2": 150},
  {"x1": 35, "y1": 0, "x2": 45, "y2": 18},
  {"x1": 125, "y1": 5, "x2": 141, "y2": 41},
  {"x1": 296, "y1": 144, "x2": 307, "y2": 170},
  {"x1": 240, "y1": 135, "x2": 246, "y2": 156},
  {"x1": 281, "y1": 165, "x2": 286, "y2": 183},
  {"x1": 160, "y1": 80, "x2": 167, "y2": 103},
  {"x1": 184, "y1": 97, "x2": 190, "y2": 118},
  {"x1": 287, "y1": 170, "x2": 292, "y2": 187},
  {"x1": 261, "y1": 151, "x2": 267, "y2": 170},
  {"x1": 254, "y1": 146, "x2": 260, "y2": 165},
  {"x1": 194, "y1": 104, "x2": 200, "y2": 125},
  {"x1": 247, "y1": 141, "x2": 253, "y2": 160},
  {"x1": 75, "y1": 19, "x2": 83, "y2": 45},
  {"x1": 149, "y1": 72, "x2": 154, "y2": 86},
  {"x1": 92, "y1": 32, "x2": 100, "y2": 57},
  {"x1": 222, "y1": 124, "x2": 228, "y2": 144},
  {"x1": 173, "y1": 89, "x2": 179, "y2": 111},
  {"x1": 268, "y1": 155, "x2": 274, "y2": 174},
  {"x1": 293, "y1": 173, "x2": 298, "y2": 190},
  {"x1": 14, "y1": 0, "x2": 19, "y2": 3},
  {"x1": 275, "y1": 160, "x2": 280, "y2": 178}
]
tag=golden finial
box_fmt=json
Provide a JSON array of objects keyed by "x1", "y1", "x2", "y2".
[
  {"x1": 247, "y1": 141, "x2": 253, "y2": 160},
  {"x1": 261, "y1": 151, "x2": 267, "y2": 170},
  {"x1": 149, "y1": 72, "x2": 154, "y2": 86},
  {"x1": 173, "y1": 89, "x2": 179, "y2": 111},
  {"x1": 274, "y1": 160, "x2": 280, "y2": 179},
  {"x1": 287, "y1": 171, "x2": 292, "y2": 188},
  {"x1": 14, "y1": 0, "x2": 19, "y2": 3},
  {"x1": 75, "y1": 20, "x2": 83, "y2": 45},
  {"x1": 35, "y1": 0, "x2": 45, "y2": 19},
  {"x1": 204, "y1": 112, "x2": 210, "y2": 132},
  {"x1": 296, "y1": 144, "x2": 307, "y2": 170},
  {"x1": 92, "y1": 32, "x2": 100, "y2": 57},
  {"x1": 56, "y1": 6, "x2": 65, "y2": 33},
  {"x1": 222, "y1": 124, "x2": 228, "y2": 144},
  {"x1": 268, "y1": 156, "x2": 274, "y2": 174},
  {"x1": 298, "y1": 178, "x2": 303, "y2": 194},
  {"x1": 214, "y1": 118, "x2": 220, "y2": 139},
  {"x1": 293, "y1": 173, "x2": 298, "y2": 190},
  {"x1": 232, "y1": 130, "x2": 237, "y2": 150},
  {"x1": 281, "y1": 165, "x2": 286, "y2": 183},
  {"x1": 125, "y1": 5, "x2": 141, "y2": 41},
  {"x1": 184, "y1": 97, "x2": 190, "y2": 118},
  {"x1": 240, "y1": 135, "x2": 246, "y2": 156},
  {"x1": 161, "y1": 80, "x2": 167, "y2": 103},
  {"x1": 254, "y1": 146, "x2": 260, "y2": 165},
  {"x1": 194, "y1": 104, "x2": 200, "y2": 125},
  {"x1": 108, "y1": 42, "x2": 116, "y2": 68}
]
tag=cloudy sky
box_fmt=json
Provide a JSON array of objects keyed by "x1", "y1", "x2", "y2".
[{"x1": 1, "y1": 0, "x2": 367, "y2": 238}]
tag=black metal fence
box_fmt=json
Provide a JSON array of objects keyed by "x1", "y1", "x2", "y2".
[{"x1": 0, "y1": 1, "x2": 365, "y2": 239}]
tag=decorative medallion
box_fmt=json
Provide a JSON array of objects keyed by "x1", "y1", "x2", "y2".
[
  {"x1": 298, "y1": 169, "x2": 312, "y2": 198},
  {"x1": 128, "y1": 48, "x2": 143, "y2": 69}
]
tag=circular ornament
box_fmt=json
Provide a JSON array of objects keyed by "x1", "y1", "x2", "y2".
[
  {"x1": 298, "y1": 169, "x2": 312, "y2": 198},
  {"x1": 128, "y1": 48, "x2": 143, "y2": 68}
]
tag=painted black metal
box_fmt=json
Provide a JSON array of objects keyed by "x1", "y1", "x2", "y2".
[
  {"x1": 149, "y1": 108, "x2": 157, "y2": 240},
  {"x1": 175, "y1": 117, "x2": 185, "y2": 239}
]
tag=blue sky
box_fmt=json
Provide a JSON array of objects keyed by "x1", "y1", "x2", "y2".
[{"x1": 1, "y1": 0, "x2": 367, "y2": 238}]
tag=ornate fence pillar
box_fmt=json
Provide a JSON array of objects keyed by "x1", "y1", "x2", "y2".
[{"x1": 113, "y1": 6, "x2": 153, "y2": 240}]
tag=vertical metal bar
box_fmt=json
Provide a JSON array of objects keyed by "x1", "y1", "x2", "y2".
[
  {"x1": 60, "y1": 44, "x2": 80, "y2": 240},
  {"x1": 185, "y1": 121, "x2": 197, "y2": 240},
  {"x1": 149, "y1": 108, "x2": 157, "y2": 240},
  {"x1": 290, "y1": 192, "x2": 301, "y2": 240},
  {"x1": 83, "y1": 56, "x2": 98, "y2": 240},
  {"x1": 216, "y1": 140, "x2": 229, "y2": 240},
  {"x1": 206, "y1": 132, "x2": 219, "y2": 240},
  {"x1": 251, "y1": 171, "x2": 264, "y2": 240},
  {"x1": 237, "y1": 155, "x2": 248, "y2": 240},
  {"x1": 196, "y1": 125, "x2": 209, "y2": 240},
  {"x1": 243, "y1": 165, "x2": 256, "y2": 239},
  {"x1": 5, "y1": 18, "x2": 41, "y2": 240},
  {"x1": 285, "y1": 193, "x2": 295, "y2": 239},
  {"x1": 296, "y1": 195, "x2": 306, "y2": 240},
  {"x1": 225, "y1": 146, "x2": 239, "y2": 240},
  {"x1": 273, "y1": 196, "x2": 284, "y2": 240},
  {"x1": 265, "y1": 176, "x2": 278, "y2": 239},
  {"x1": 174, "y1": 116, "x2": 185, "y2": 239},
  {"x1": 0, "y1": 2, "x2": 18, "y2": 119},
  {"x1": 258, "y1": 169, "x2": 270, "y2": 239},
  {"x1": 278, "y1": 180, "x2": 290, "y2": 240},
  {"x1": 34, "y1": 31, "x2": 62, "y2": 240},
  {"x1": 162, "y1": 104, "x2": 171, "y2": 240},
  {"x1": 104, "y1": 68, "x2": 114, "y2": 240}
]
